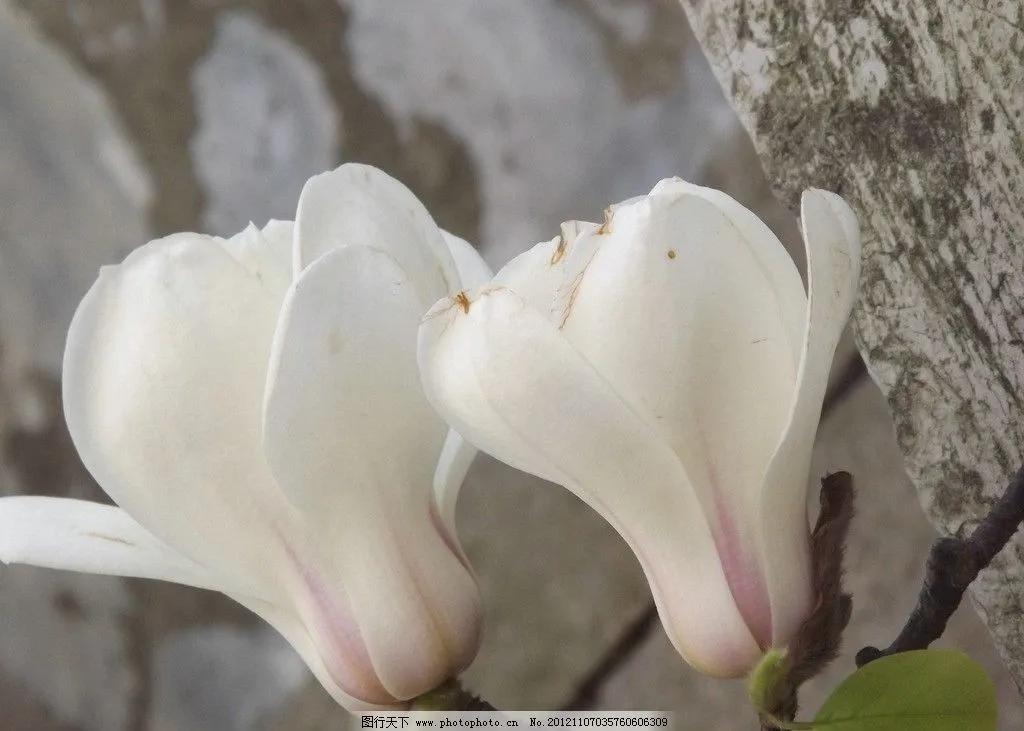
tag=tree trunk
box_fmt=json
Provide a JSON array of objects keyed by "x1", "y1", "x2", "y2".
[{"x1": 678, "y1": 0, "x2": 1024, "y2": 691}]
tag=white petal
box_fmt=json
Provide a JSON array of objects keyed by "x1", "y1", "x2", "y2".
[
  {"x1": 432, "y1": 429, "x2": 477, "y2": 557},
  {"x1": 441, "y1": 230, "x2": 492, "y2": 289},
  {"x1": 63, "y1": 232, "x2": 293, "y2": 601},
  {"x1": 492, "y1": 221, "x2": 599, "y2": 318},
  {"x1": 419, "y1": 292, "x2": 564, "y2": 487},
  {"x1": 0, "y1": 497, "x2": 219, "y2": 590},
  {"x1": 432, "y1": 231, "x2": 490, "y2": 532},
  {"x1": 648, "y1": 178, "x2": 806, "y2": 362},
  {"x1": 234, "y1": 593, "x2": 402, "y2": 711},
  {"x1": 258, "y1": 218, "x2": 296, "y2": 276},
  {"x1": 556, "y1": 192, "x2": 803, "y2": 645},
  {"x1": 264, "y1": 245, "x2": 444, "y2": 514},
  {"x1": 220, "y1": 222, "x2": 292, "y2": 291},
  {"x1": 492, "y1": 236, "x2": 561, "y2": 310},
  {"x1": 759, "y1": 189, "x2": 861, "y2": 645},
  {"x1": 263, "y1": 244, "x2": 481, "y2": 700},
  {"x1": 0, "y1": 496, "x2": 400, "y2": 709},
  {"x1": 0, "y1": 495, "x2": 408, "y2": 709},
  {"x1": 418, "y1": 287, "x2": 762, "y2": 676},
  {"x1": 294, "y1": 164, "x2": 459, "y2": 306}
]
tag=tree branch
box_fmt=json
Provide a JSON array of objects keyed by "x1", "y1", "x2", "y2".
[
  {"x1": 562, "y1": 604, "x2": 659, "y2": 710},
  {"x1": 857, "y1": 465, "x2": 1024, "y2": 666}
]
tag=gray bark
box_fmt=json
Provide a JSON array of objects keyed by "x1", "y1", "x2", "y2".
[{"x1": 678, "y1": 0, "x2": 1024, "y2": 690}]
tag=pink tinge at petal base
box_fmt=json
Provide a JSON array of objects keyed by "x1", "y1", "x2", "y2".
[
  {"x1": 712, "y1": 490, "x2": 773, "y2": 649},
  {"x1": 282, "y1": 542, "x2": 393, "y2": 705}
]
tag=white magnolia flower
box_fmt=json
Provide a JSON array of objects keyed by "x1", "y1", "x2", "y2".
[
  {"x1": 418, "y1": 179, "x2": 860, "y2": 678},
  {"x1": 0, "y1": 164, "x2": 489, "y2": 709}
]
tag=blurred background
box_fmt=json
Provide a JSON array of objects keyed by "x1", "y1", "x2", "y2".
[{"x1": 0, "y1": 0, "x2": 1020, "y2": 729}]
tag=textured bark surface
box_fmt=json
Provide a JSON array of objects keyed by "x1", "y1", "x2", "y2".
[{"x1": 679, "y1": 0, "x2": 1024, "y2": 690}]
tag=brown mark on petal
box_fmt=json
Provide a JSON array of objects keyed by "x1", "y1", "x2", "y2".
[
  {"x1": 666, "y1": 248, "x2": 677, "y2": 259},
  {"x1": 421, "y1": 299, "x2": 459, "y2": 323},
  {"x1": 83, "y1": 532, "x2": 135, "y2": 547},
  {"x1": 550, "y1": 234, "x2": 569, "y2": 265},
  {"x1": 596, "y1": 207, "x2": 614, "y2": 235},
  {"x1": 558, "y1": 270, "x2": 587, "y2": 330},
  {"x1": 455, "y1": 291, "x2": 472, "y2": 314}
]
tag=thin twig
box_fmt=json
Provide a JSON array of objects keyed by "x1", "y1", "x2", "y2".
[
  {"x1": 561, "y1": 605, "x2": 659, "y2": 710},
  {"x1": 857, "y1": 464, "x2": 1024, "y2": 666}
]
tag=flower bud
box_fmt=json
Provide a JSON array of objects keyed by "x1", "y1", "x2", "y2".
[
  {"x1": 418, "y1": 180, "x2": 860, "y2": 677},
  {"x1": 0, "y1": 164, "x2": 488, "y2": 708}
]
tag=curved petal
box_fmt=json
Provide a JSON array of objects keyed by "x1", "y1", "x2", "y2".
[
  {"x1": 263, "y1": 245, "x2": 444, "y2": 516},
  {"x1": 492, "y1": 236, "x2": 561, "y2": 310},
  {"x1": 431, "y1": 231, "x2": 492, "y2": 543},
  {"x1": 294, "y1": 164, "x2": 458, "y2": 307},
  {"x1": 0, "y1": 496, "x2": 219, "y2": 590},
  {"x1": 0, "y1": 497, "x2": 397, "y2": 711},
  {"x1": 263, "y1": 245, "x2": 481, "y2": 700},
  {"x1": 231, "y1": 593, "x2": 403, "y2": 712},
  {"x1": 0, "y1": 495, "x2": 397, "y2": 704},
  {"x1": 432, "y1": 429, "x2": 476, "y2": 560},
  {"x1": 649, "y1": 178, "x2": 806, "y2": 363},
  {"x1": 219, "y1": 222, "x2": 293, "y2": 292},
  {"x1": 557, "y1": 192, "x2": 803, "y2": 645},
  {"x1": 759, "y1": 189, "x2": 861, "y2": 646},
  {"x1": 441, "y1": 230, "x2": 492, "y2": 289},
  {"x1": 419, "y1": 292, "x2": 565, "y2": 487},
  {"x1": 257, "y1": 218, "x2": 296, "y2": 277},
  {"x1": 430, "y1": 218, "x2": 595, "y2": 541},
  {"x1": 418, "y1": 287, "x2": 762, "y2": 677},
  {"x1": 62, "y1": 232, "x2": 293, "y2": 602},
  {"x1": 492, "y1": 221, "x2": 600, "y2": 318}
]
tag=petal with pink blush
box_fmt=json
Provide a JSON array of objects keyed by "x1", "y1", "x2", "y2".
[{"x1": 418, "y1": 286, "x2": 762, "y2": 677}]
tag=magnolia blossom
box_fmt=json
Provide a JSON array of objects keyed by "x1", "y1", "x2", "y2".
[
  {"x1": 0, "y1": 164, "x2": 489, "y2": 708},
  {"x1": 419, "y1": 179, "x2": 861, "y2": 678}
]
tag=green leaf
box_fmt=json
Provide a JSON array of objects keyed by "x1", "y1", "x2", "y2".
[{"x1": 810, "y1": 650, "x2": 996, "y2": 730}]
